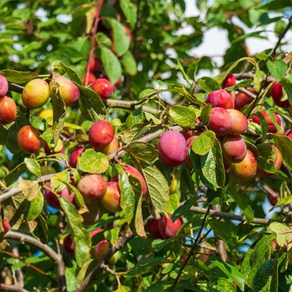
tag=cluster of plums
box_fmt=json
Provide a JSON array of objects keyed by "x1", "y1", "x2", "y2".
[{"x1": 156, "y1": 73, "x2": 289, "y2": 183}]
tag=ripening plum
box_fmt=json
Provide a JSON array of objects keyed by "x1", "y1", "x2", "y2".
[
  {"x1": 208, "y1": 107, "x2": 232, "y2": 136},
  {"x1": 0, "y1": 75, "x2": 9, "y2": 97},
  {"x1": 0, "y1": 95, "x2": 17, "y2": 125},
  {"x1": 222, "y1": 73, "x2": 236, "y2": 88},
  {"x1": 82, "y1": 72, "x2": 96, "y2": 86},
  {"x1": 100, "y1": 136, "x2": 119, "y2": 156},
  {"x1": 17, "y1": 125, "x2": 41, "y2": 153},
  {"x1": 2, "y1": 218, "x2": 10, "y2": 233},
  {"x1": 206, "y1": 89, "x2": 234, "y2": 109},
  {"x1": 157, "y1": 130, "x2": 188, "y2": 166},
  {"x1": 234, "y1": 88, "x2": 255, "y2": 110},
  {"x1": 89, "y1": 120, "x2": 115, "y2": 149},
  {"x1": 44, "y1": 182, "x2": 75, "y2": 210},
  {"x1": 69, "y1": 146, "x2": 85, "y2": 168},
  {"x1": 86, "y1": 57, "x2": 100, "y2": 73},
  {"x1": 91, "y1": 78, "x2": 115, "y2": 100},
  {"x1": 94, "y1": 239, "x2": 110, "y2": 262},
  {"x1": 158, "y1": 214, "x2": 183, "y2": 239},
  {"x1": 77, "y1": 174, "x2": 107, "y2": 202},
  {"x1": 124, "y1": 165, "x2": 148, "y2": 196},
  {"x1": 229, "y1": 149, "x2": 257, "y2": 181},
  {"x1": 148, "y1": 219, "x2": 163, "y2": 239},
  {"x1": 271, "y1": 82, "x2": 291, "y2": 108},
  {"x1": 252, "y1": 110, "x2": 281, "y2": 133},
  {"x1": 221, "y1": 135, "x2": 247, "y2": 163},
  {"x1": 100, "y1": 182, "x2": 121, "y2": 213},
  {"x1": 257, "y1": 143, "x2": 283, "y2": 176},
  {"x1": 22, "y1": 78, "x2": 50, "y2": 109},
  {"x1": 50, "y1": 76, "x2": 80, "y2": 106},
  {"x1": 227, "y1": 109, "x2": 248, "y2": 135}
]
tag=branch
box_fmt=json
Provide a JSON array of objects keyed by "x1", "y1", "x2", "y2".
[
  {"x1": 84, "y1": 0, "x2": 104, "y2": 86},
  {"x1": 0, "y1": 283, "x2": 29, "y2": 292},
  {"x1": 4, "y1": 231, "x2": 66, "y2": 292},
  {"x1": 170, "y1": 205, "x2": 211, "y2": 292},
  {"x1": 190, "y1": 206, "x2": 282, "y2": 225},
  {"x1": 0, "y1": 174, "x2": 54, "y2": 204}
]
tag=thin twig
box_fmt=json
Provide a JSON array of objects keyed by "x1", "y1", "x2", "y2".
[
  {"x1": 4, "y1": 231, "x2": 66, "y2": 292},
  {"x1": 170, "y1": 205, "x2": 211, "y2": 292},
  {"x1": 0, "y1": 283, "x2": 29, "y2": 292}
]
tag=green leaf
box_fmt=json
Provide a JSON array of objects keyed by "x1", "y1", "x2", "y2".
[
  {"x1": 142, "y1": 165, "x2": 169, "y2": 216},
  {"x1": 200, "y1": 104, "x2": 212, "y2": 125},
  {"x1": 135, "y1": 194, "x2": 146, "y2": 237},
  {"x1": 129, "y1": 257, "x2": 170, "y2": 275},
  {"x1": 272, "y1": 134, "x2": 292, "y2": 171},
  {"x1": 120, "y1": 0, "x2": 137, "y2": 29},
  {"x1": 252, "y1": 259, "x2": 277, "y2": 292},
  {"x1": 0, "y1": 69, "x2": 38, "y2": 84},
  {"x1": 109, "y1": 19, "x2": 130, "y2": 56},
  {"x1": 125, "y1": 141, "x2": 158, "y2": 164},
  {"x1": 119, "y1": 172, "x2": 139, "y2": 226},
  {"x1": 192, "y1": 130, "x2": 215, "y2": 156},
  {"x1": 253, "y1": 68, "x2": 266, "y2": 92},
  {"x1": 280, "y1": 75, "x2": 292, "y2": 105},
  {"x1": 60, "y1": 198, "x2": 91, "y2": 267},
  {"x1": 100, "y1": 46, "x2": 122, "y2": 85},
  {"x1": 18, "y1": 178, "x2": 39, "y2": 201},
  {"x1": 267, "y1": 59, "x2": 287, "y2": 82},
  {"x1": 269, "y1": 222, "x2": 292, "y2": 251},
  {"x1": 169, "y1": 105, "x2": 197, "y2": 127},
  {"x1": 192, "y1": 138, "x2": 225, "y2": 190},
  {"x1": 26, "y1": 190, "x2": 44, "y2": 221},
  {"x1": 256, "y1": 143, "x2": 278, "y2": 174},
  {"x1": 121, "y1": 50, "x2": 137, "y2": 76},
  {"x1": 24, "y1": 158, "x2": 41, "y2": 177},
  {"x1": 172, "y1": 197, "x2": 196, "y2": 220},
  {"x1": 77, "y1": 149, "x2": 109, "y2": 174},
  {"x1": 50, "y1": 80, "x2": 67, "y2": 145},
  {"x1": 57, "y1": 61, "x2": 82, "y2": 85},
  {"x1": 229, "y1": 189, "x2": 254, "y2": 223},
  {"x1": 197, "y1": 76, "x2": 220, "y2": 92},
  {"x1": 76, "y1": 83, "x2": 106, "y2": 121}
]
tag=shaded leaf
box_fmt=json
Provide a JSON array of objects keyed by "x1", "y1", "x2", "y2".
[
  {"x1": 125, "y1": 141, "x2": 158, "y2": 164},
  {"x1": 109, "y1": 19, "x2": 130, "y2": 56},
  {"x1": 120, "y1": 0, "x2": 137, "y2": 29}
]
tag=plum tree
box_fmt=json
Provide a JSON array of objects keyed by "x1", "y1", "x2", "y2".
[
  {"x1": 271, "y1": 82, "x2": 291, "y2": 108},
  {"x1": 100, "y1": 181, "x2": 121, "y2": 213},
  {"x1": 89, "y1": 120, "x2": 115, "y2": 149},
  {"x1": 227, "y1": 109, "x2": 248, "y2": 135},
  {"x1": 157, "y1": 130, "x2": 188, "y2": 166},
  {"x1": 222, "y1": 73, "x2": 236, "y2": 88},
  {"x1": 0, "y1": 95, "x2": 17, "y2": 125},
  {"x1": 206, "y1": 89, "x2": 234, "y2": 109},
  {"x1": 50, "y1": 75, "x2": 80, "y2": 106},
  {"x1": 221, "y1": 135, "x2": 247, "y2": 163},
  {"x1": 22, "y1": 79, "x2": 50, "y2": 109},
  {"x1": 69, "y1": 146, "x2": 85, "y2": 168},
  {"x1": 208, "y1": 107, "x2": 232, "y2": 136},
  {"x1": 158, "y1": 214, "x2": 183, "y2": 239},
  {"x1": 234, "y1": 88, "x2": 255, "y2": 110},
  {"x1": 17, "y1": 125, "x2": 41, "y2": 153},
  {"x1": 91, "y1": 78, "x2": 115, "y2": 100},
  {"x1": 252, "y1": 110, "x2": 281, "y2": 133},
  {"x1": 77, "y1": 174, "x2": 107, "y2": 202}
]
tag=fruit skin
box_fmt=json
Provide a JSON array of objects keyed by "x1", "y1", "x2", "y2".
[
  {"x1": 229, "y1": 149, "x2": 257, "y2": 181},
  {"x1": 222, "y1": 73, "x2": 236, "y2": 88},
  {"x1": 268, "y1": 192, "x2": 280, "y2": 206},
  {"x1": 94, "y1": 239, "x2": 110, "y2": 262},
  {"x1": 50, "y1": 76, "x2": 80, "y2": 106},
  {"x1": 124, "y1": 165, "x2": 148, "y2": 196},
  {"x1": 91, "y1": 78, "x2": 115, "y2": 100},
  {"x1": 257, "y1": 144, "x2": 283, "y2": 176},
  {"x1": 87, "y1": 57, "x2": 100, "y2": 73},
  {"x1": 286, "y1": 129, "x2": 292, "y2": 140},
  {"x1": 227, "y1": 109, "x2": 248, "y2": 135},
  {"x1": 185, "y1": 135, "x2": 198, "y2": 166},
  {"x1": 252, "y1": 110, "x2": 281, "y2": 133},
  {"x1": 206, "y1": 89, "x2": 234, "y2": 109},
  {"x1": 0, "y1": 75, "x2": 9, "y2": 97},
  {"x1": 17, "y1": 125, "x2": 41, "y2": 153},
  {"x1": 158, "y1": 214, "x2": 183, "y2": 239},
  {"x1": 82, "y1": 72, "x2": 96, "y2": 86},
  {"x1": 148, "y1": 219, "x2": 163, "y2": 239},
  {"x1": 44, "y1": 182, "x2": 75, "y2": 210},
  {"x1": 221, "y1": 135, "x2": 247, "y2": 163},
  {"x1": 271, "y1": 82, "x2": 291, "y2": 108},
  {"x1": 208, "y1": 107, "x2": 232, "y2": 136},
  {"x1": 89, "y1": 120, "x2": 115, "y2": 149},
  {"x1": 100, "y1": 182, "x2": 121, "y2": 213},
  {"x1": 22, "y1": 78, "x2": 50, "y2": 109},
  {"x1": 234, "y1": 88, "x2": 255, "y2": 110},
  {"x1": 157, "y1": 130, "x2": 188, "y2": 166},
  {"x1": 100, "y1": 136, "x2": 119, "y2": 156},
  {"x1": 77, "y1": 174, "x2": 107, "y2": 202},
  {"x1": 69, "y1": 146, "x2": 85, "y2": 168},
  {"x1": 2, "y1": 218, "x2": 11, "y2": 233},
  {"x1": 0, "y1": 95, "x2": 17, "y2": 125}
]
